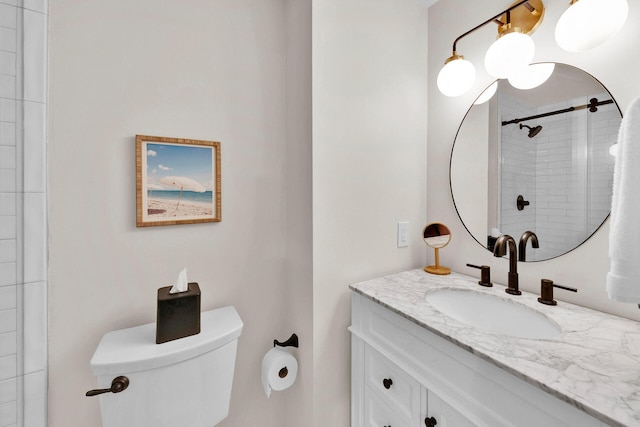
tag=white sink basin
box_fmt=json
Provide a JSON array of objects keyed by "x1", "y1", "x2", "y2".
[{"x1": 424, "y1": 288, "x2": 561, "y2": 339}]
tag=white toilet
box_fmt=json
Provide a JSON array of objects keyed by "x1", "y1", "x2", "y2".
[{"x1": 89, "y1": 306, "x2": 243, "y2": 427}]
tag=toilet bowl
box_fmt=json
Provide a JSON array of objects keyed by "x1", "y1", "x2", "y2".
[{"x1": 89, "y1": 306, "x2": 243, "y2": 427}]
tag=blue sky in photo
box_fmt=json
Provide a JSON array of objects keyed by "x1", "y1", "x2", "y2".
[{"x1": 146, "y1": 142, "x2": 214, "y2": 191}]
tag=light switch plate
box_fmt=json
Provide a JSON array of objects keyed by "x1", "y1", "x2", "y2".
[{"x1": 397, "y1": 221, "x2": 409, "y2": 248}]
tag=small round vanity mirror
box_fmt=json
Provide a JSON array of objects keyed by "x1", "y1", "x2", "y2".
[{"x1": 423, "y1": 223, "x2": 451, "y2": 275}]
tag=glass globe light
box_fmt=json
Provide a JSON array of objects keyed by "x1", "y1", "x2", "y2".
[
  {"x1": 555, "y1": 0, "x2": 628, "y2": 52},
  {"x1": 508, "y1": 63, "x2": 555, "y2": 90},
  {"x1": 484, "y1": 30, "x2": 535, "y2": 79},
  {"x1": 437, "y1": 55, "x2": 476, "y2": 97},
  {"x1": 474, "y1": 81, "x2": 498, "y2": 105}
]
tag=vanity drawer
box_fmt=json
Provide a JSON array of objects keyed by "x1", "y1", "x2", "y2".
[
  {"x1": 364, "y1": 385, "x2": 411, "y2": 427},
  {"x1": 364, "y1": 344, "x2": 420, "y2": 426}
]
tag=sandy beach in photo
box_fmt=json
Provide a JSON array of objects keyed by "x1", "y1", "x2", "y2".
[{"x1": 146, "y1": 198, "x2": 213, "y2": 218}]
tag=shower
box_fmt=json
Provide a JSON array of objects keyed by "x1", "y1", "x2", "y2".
[{"x1": 519, "y1": 123, "x2": 543, "y2": 138}]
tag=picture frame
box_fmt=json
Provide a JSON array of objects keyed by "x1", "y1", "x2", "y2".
[{"x1": 136, "y1": 135, "x2": 221, "y2": 227}]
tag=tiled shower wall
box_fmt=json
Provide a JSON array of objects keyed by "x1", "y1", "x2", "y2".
[
  {"x1": 499, "y1": 92, "x2": 617, "y2": 261},
  {"x1": 0, "y1": 1, "x2": 47, "y2": 426}
]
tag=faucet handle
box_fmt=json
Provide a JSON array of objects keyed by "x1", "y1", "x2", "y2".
[
  {"x1": 466, "y1": 263, "x2": 493, "y2": 287},
  {"x1": 538, "y1": 279, "x2": 577, "y2": 305}
]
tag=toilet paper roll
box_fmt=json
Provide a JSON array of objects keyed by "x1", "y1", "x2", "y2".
[{"x1": 261, "y1": 347, "x2": 298, "y2": 398}]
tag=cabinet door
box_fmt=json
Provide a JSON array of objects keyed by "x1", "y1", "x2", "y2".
[
  {"x1": 424, "y1": 389, "x2": 475, "y2": 427},
  {"x1": 364, "y1": 345, "x2": 421, "y2": 425},
  {"x1": 364, "y1": 386, "x2": 411, "y2": 427}
]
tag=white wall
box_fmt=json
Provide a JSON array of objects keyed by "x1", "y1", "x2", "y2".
[
  {"x1": 48, "y1": 1, "x2": 312, "y2": 426},
  {"x1": 312, "y1": 0, "x2": 429, "y2": 425},
  {"x1": 428, "y1": 0, "x2": 640, "y2": 320}
]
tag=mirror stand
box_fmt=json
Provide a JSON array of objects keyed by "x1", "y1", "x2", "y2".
[{"x1": 424, "y1": 247, "x2": 451, "y2": 275}]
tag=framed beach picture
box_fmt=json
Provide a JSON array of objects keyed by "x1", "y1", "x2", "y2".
[{"x1": 136, "y1": 135, "x2": 221, "y2": 227}]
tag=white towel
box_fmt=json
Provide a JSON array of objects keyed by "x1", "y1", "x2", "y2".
[{"x1": 607, "y1": 96, "x2": 640, "y2": 303}]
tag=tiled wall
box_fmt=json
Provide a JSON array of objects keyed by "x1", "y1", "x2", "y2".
[
  {"x1": 0, "y1": 1, "x2": 47, "y2": 426},
  {"x1": 499, "y1": 92, "x2": 617, "y2": 261}
]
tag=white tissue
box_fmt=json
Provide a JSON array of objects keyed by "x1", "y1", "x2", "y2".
[
  {"x1": 261, "y1": 347, "x2": 298, "y2": 398},
  {"x1": 169, "y1": 268, "x2": 189, "y2": 294}
]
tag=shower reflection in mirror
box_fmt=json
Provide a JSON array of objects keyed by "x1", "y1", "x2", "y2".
[{"x1": 451, "y1": 63, "x2": 622, "y2": 262}]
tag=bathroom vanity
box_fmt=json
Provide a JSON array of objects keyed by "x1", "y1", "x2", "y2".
[{"x1": 349, "y1": 270, "x2": 640, "y2": 427}]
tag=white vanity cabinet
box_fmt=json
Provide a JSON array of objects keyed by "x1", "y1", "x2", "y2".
[{"x1": 350, "y1": 292, "x2": 606, "y2": 427}]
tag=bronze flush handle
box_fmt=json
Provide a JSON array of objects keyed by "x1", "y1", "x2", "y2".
[
  {"x1": 382, "y1": 378, "x2": 393, "y2": 389},
  {"x1": 86, "y1": 376, "x2": 130, "y2": 397}
]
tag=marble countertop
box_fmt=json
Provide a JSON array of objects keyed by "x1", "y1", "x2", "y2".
[{"x1": 350, "y1": 269, "x2": 640, "y2": 427}]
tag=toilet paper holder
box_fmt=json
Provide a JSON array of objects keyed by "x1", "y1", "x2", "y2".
[{"x1": 274, "y1": 333, "x2": 298, "y2": 348}]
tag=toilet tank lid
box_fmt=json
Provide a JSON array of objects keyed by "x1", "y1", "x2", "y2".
[{"x1": 90, "y1": 306, "x2": 243, "y2": 377}]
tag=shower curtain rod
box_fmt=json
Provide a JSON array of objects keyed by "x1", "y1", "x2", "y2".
[{"x1": 501, "y1": 97, "x2": 614, "y2": 126}]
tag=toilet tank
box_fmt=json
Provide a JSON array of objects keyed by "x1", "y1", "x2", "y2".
[{"x1": 89, "y1": 306, "x2": 243, "y2": 427}]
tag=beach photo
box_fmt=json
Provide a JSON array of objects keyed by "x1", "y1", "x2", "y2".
[{"x1": 136, "y1": 135, "x2": 221, "y2": 227}]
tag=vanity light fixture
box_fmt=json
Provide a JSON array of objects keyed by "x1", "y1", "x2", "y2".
[
  {"x1": 439, "y1": 0, "x2": 629, "y2": 98},
  {"x1": 555, "y1": 0, "x2": 629, "y2": 52},
  {"x1": 437, "y1": 0, "x2": 545, "y2": 97}
]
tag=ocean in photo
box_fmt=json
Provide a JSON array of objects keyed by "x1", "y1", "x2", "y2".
[{"x1": 147, "y1": 190, "x2": 213, "y2": 204}]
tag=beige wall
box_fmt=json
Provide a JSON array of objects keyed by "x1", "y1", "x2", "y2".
[
  {"x1": 312, "y1": 0, "x2": 429, "y2": 425},
  {"x1": 48, "y1": 0, "x2": 312, "y2": 426},
  {"x1": 428, "y1": 0, "x2": 640, "y2": 321}
]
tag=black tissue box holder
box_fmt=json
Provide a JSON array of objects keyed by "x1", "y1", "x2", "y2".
[{"x1": 156, "y1": 282, "x2": 201, "y2": 344}]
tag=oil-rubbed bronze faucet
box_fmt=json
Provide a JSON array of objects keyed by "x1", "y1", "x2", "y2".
[
  {"x1": 493, "y1": 234, "x2": 521, "y2": 295},
  {"x1": 518, "y1": 231, "x2": 539, "y2": 262}
]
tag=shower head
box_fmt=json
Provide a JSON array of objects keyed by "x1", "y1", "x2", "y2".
[{"x1": 519, "y1": 123, "x2": 543, "y2": 138}]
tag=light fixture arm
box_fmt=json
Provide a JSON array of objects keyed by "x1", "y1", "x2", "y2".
[{"x1": 451, "y1": 0, "x2": 538, "y2": 53}]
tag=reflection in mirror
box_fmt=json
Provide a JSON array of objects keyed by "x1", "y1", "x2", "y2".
[
  {"x1": 423, "y1": 223, "x2": 451, "y2": 275},
  {"x1": 450, "y1": 63, "x2": 621, "y2": 261}
]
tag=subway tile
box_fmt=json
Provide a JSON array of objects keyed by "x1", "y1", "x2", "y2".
[
  {"x1": 0, "y1": 193, "x2": 15, "y2": 216},
  {"x1": 23, "y1": 281, "x2": 45, "y2": 374},
  {"x1": 23, "y1": 102, "x2": 45, "y2": 192},
  {"x1": 0, "y1": 355, "x2": 16, "y2": 385},
  {"x1": 0, "y1": 52, "x2": 16, "y2": 76},
  {"x1": 0, "y1": 309, "x2": 15, "y2": 334},
  {"x1": 0, "y1": 332, "x2": 16, "y2": 357},
  {"x1": 0, "y1": 146, "x2": 15, "y2": 169},
  {"x1": 0, "y1": 98, "x2": 16, "y2": 122},
  {"x1": 0, "y1": 400, "x2": 17, "y2": 426},
  {"x1": 0, "y1": 27, "x2": 16, "y2": 53},
  {"x1": 0, "y1": 240, "x2": 15, "y2": 263},
  {"x1": 0, "y1": 262, "x2": 16, "y2": 286},
  {"x1": 23, "y1": 9, "x2": 46, "y2": 103},
  {"x1": 23, "y1": 369, "x2": 46, "y2": 427},
  {"x1": 22, "y1": 193, "x2": 45, "y2": 283},
  {"x1": 0, "y1": 4, "x2": 17, "y2": 29},
  {"x1": 0, "y1": 216, "x2": 15, "y2": 240},
  {"x1": 0, "y1": 286, "x2": 14, "y2": 310},
  {"x1": 0, "y1": 75, "x2": 15, "y2": 99},
  {"x1": 0, "y1": 122, "x2": 15, "y2": 146},
  {"x1": 0, "y1": 169, "x2": 17, "y2": 191},
  {"x1": 0, "y1": 377, "x2": 16, "y2": 405}
]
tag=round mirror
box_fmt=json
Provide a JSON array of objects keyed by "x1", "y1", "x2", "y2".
[
  {"x1": 450, "y1": 63, "x2": 621, "y2": 261},
  {"x1": 423, "y1": 223, "x2": 451, "y2": 275}
]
